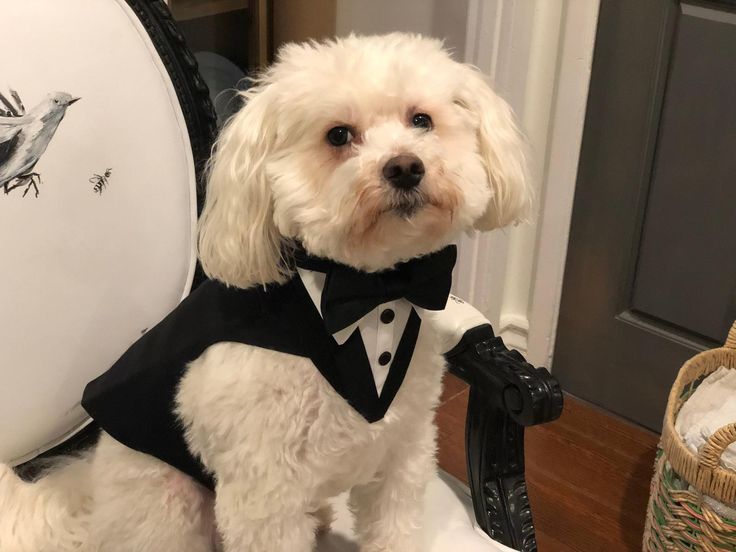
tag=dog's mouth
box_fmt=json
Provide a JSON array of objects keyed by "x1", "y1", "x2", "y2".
[{"x1": 389, "y1": 190, "x2": 426, "y2": 218}]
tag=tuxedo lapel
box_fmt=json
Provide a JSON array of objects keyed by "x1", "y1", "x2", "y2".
[
  {"x1": 333, "y1": 328, "x2": 381, "y2": 418},
  {"x1": 279, "y1": 275, "x2": 340, "y2": 378}
]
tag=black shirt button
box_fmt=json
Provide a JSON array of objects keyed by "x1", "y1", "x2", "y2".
[
  {"x1": 380, "y1": 308, "x2": 395, "y2": 324},
  {"x1": 378, "y1": 351, "x2": 392, "y2": 366}
]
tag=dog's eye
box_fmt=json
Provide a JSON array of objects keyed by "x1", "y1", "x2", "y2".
[
  {"x1": 411, "y1": 113, "x2": 432, "y2": 130},
  {"x1": 326, "y1": 126, "x2": 353, "y2": 146}
]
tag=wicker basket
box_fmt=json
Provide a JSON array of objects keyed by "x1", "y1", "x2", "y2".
[{"x1": 644, "y1": 321, "x2": 736, "y2": 551}]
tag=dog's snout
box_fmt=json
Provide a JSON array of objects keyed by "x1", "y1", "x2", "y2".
[{"x1": 382, "y1": 154, "x2": 425, "y2": 190}]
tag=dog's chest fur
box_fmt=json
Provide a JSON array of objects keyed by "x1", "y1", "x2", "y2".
[{"x1": 175, "y1": 322, "x2": 445, "y2": 501}]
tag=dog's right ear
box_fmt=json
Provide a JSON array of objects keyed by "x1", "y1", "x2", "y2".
[
  {"x1": 454, "y1": 66, "x2": 532, "y2": 230},
  {"x1": 198, "y1": 84, "x2": 287, "y2": 289}
]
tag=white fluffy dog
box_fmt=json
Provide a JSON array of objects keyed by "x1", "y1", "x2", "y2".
[{"x1": 0, "y1": 33, "x2": 529, "y2": 552}]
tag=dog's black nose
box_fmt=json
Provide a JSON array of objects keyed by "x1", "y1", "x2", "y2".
[{"x1": 382, "y1": 154, "x2": 425, "y2": 190}]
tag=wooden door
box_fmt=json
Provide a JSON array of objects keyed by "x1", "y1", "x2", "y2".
[{"x1": 554, "y1": 0, "x2": 736, "y2": 431}]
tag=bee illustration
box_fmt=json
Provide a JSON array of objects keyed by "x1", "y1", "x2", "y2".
[{"x1": 90, "y1": 168, "x2": 112, "y2": 195}]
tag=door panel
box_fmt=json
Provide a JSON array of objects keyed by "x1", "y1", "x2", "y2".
[
  {"x1": 553, "y1": 0, "x2": 736, "y2": 430},
  {"x1": 631, "y1": 5, "x2": 736, "y2": 343}
]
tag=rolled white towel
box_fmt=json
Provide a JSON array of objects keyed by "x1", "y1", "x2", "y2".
[
  {"x1": 676, "y1": 366, "x2": 736, "y2": 470},
  {"x1": 675, "y1": 366, "x2": 736, "y2": 517}
]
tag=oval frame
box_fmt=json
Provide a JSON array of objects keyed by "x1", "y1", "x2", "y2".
[
  {"x1": 127, "y1": 0, "x2": 218, "y2": 219},
  {"x1": 10, "y1": 0, "x2": 218, "y2": 469}
]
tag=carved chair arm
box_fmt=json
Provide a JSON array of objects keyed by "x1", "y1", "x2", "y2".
[{"x1": 444, "y1": 324, "x2": 563, "y2": 552}]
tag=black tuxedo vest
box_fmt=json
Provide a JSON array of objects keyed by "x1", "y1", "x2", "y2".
[{"x1": 82, "y1": 246, "x2": 455, "y2": 490}]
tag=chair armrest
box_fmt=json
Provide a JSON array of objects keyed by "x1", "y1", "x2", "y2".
[
  {"x1": 435, "y1": 298, "x2": 563, "y2": 552},
  {"x1": 444, "y1": 323, "x2": 563, "y2": 427}
]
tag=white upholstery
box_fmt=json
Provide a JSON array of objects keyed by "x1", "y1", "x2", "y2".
[
  {"x1": 317, "y1": 473, "x2": 518, "y2": 552},
  {"x1": 420, "y1": 294, "x2": 491, "y2": 353},
  {"x1": 0, "y1": 0, "x2": 197, "y2": 464}
]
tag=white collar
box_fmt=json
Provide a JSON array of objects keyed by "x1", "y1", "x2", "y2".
[{"x1": 297, "y1": 268, "x2": 359, "y2": 345}]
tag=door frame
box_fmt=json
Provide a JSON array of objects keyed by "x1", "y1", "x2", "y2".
[{"x1": 454, "y1": 0, "x2": 600, "y2": 367}]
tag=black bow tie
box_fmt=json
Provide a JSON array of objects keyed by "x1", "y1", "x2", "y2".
[{"x1": 293, "y1": 245, "x2": 457, "y2": 334}]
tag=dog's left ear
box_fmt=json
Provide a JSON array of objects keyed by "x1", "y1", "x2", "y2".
[
  {"x1": 198, "y1": 83, "x2": 287, "y2": 289},
  {"x1": 455, "y1": 66, "x2": 532, "y2": 230}
]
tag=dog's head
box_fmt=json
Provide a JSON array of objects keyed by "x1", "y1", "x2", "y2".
[{"x1": 198, "y1": 33, "x2": 531, "y2": 288}]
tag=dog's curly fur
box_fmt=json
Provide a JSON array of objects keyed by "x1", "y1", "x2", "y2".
[{"x1": 0, "y1": 33, "x2": 529, "y2": 552}]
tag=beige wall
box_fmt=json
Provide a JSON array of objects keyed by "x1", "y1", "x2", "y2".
[
  {"x1": 271, "y1": 0, "x2": 470, "y2": 60},
  {"x1": 336, "y1": 0, "x2": 469, "y2": 60},
  {"x1": 272, "y1": 0, "x2": 337, "y2": 52}
]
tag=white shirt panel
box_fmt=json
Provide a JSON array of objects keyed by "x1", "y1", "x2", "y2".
[
  {"x1": 297, "y1": 268, "x2": 413, "y2": 396},
  {"x1": 297, "y1": 268, "x2": 326, "y2": 316}
]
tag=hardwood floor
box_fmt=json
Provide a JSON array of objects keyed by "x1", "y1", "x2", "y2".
[{"x1": 435, "y1": 373, "x2": 660, "y2": 552}]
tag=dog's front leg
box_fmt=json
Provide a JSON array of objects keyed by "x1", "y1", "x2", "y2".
[
  {"x1": 349, "y1": 419, "x2": 436, "y2": 552},
  {"x1": 177, "y1": 345, "x2": 322, "y2": 552},
  {"x1": 214, "y1": 481, "x2": 317, "y2": 552}
]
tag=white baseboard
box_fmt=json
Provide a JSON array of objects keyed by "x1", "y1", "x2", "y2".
[{"x1": 498, "y1": 313, "x2": 530, "y2": 354}]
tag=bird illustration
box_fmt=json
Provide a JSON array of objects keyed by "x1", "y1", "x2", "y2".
[{"x1": 0, "y1": 89, "x2": 80, "y2": 197}]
